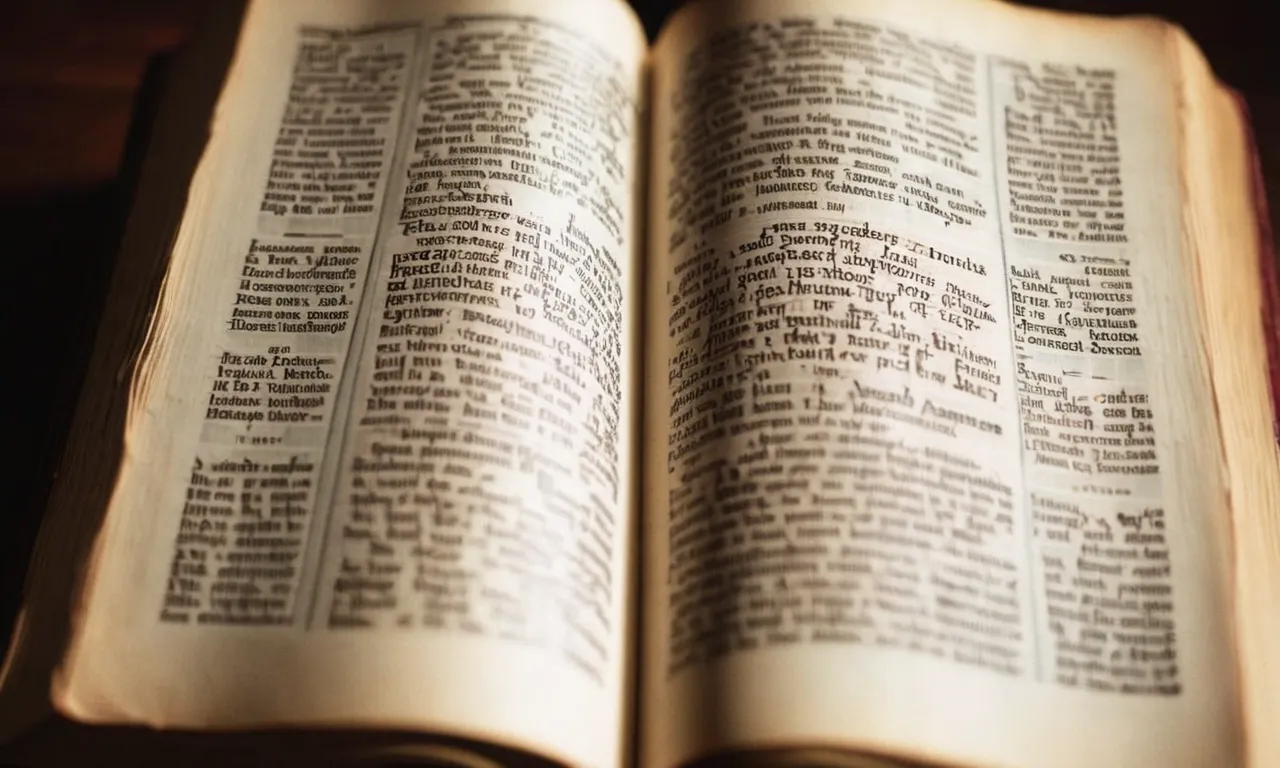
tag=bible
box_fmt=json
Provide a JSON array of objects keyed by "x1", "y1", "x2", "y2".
[{"x1": 2, "y1": 0, "x2": 1278, "y2": 766}]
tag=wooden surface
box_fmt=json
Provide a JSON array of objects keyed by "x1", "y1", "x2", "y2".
[
  {"x1": 0, "y1": 1, "x2": 210, "y2": 652},
  {"x1": 0, "y1": 0, "x2": 1277, "y2": 714}
]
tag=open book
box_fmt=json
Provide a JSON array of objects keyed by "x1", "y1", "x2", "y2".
[{"x1": 3, "y1": 0, "x2": 1279, "y2": 765}]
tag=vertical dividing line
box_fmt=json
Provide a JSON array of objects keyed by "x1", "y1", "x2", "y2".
[
  {"x1": 985, "y1": 56, "x2": 1043, "y2": 682},
  {"x1": 300, "y1": 26, "x2": 426, "y2": 630}
]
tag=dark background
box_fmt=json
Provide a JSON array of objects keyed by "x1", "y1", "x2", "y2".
[{"x1": 1, "y1": 0, "x2": 1275, "y2": 673}]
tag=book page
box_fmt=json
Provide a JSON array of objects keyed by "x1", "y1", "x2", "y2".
[
  {"x1": 642, "y1": 0, "x2": 1242, "y2": 766},
  {"x1": 27, "y1": 1, "x2": 646, "y2": 767},
  {"x1": 1175, "y1": 36, "x2": 1280, "y2": 768}
]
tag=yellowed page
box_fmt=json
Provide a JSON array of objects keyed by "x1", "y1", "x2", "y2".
[
  {"x1": 24, "y1": 1, "x2": 647, "y2": 767},
  {"x1": 642, "y1": 1, "x2": 1241, "y2": 766},
  {"x1": 1175, "y1": 35, "x2": 1280, "y2": 768}
]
